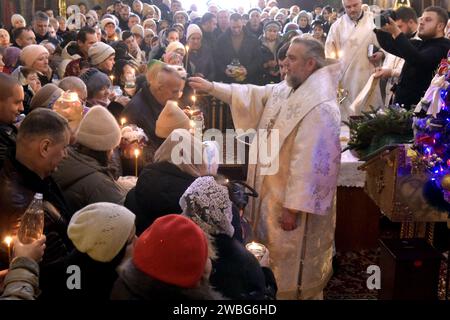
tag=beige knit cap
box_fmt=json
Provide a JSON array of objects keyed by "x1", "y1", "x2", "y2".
[
  {"x1": 20, "y1": 45, "x2": 49, "y2": 68},
  {"x1": 68, "y1": 203, "x2": 136, "y2": 263},
  {"x1": 75, "y1": 105, "x2": 121, "y2": 151},
  {"x1": 156, "y1": 100, "x2": 191, "y2": 138}
]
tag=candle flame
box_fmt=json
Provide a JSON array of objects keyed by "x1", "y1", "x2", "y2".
[
  {"x1": 225, "y1": 179, "x2": 229, "y2": 184},
  {"x1": 4, "y1": 236, "x2": 13, "y2": 247},
  {"x1": 134, "y1": 148, "x2": 140, "y2": 158},
  {"x1": 110, "y1": 75, "x2": 115, "y2": 81},
  {"x1": 185, "y1": 45, "x2": 189, "y2": 53},
  {"x1": 190, "y1": 120, "x2": 196, "y2": 128},
  {"x1": 191, "y1": 95, "x2": 196, "y2": 102},
  {"x1": 120, "y1": 117, "x2": 126, "y2": 126}
]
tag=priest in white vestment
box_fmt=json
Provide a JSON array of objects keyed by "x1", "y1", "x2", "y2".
[
  {"x1": 190, "y1": 36, "x2": 341, "y2": 299},
  {"x1": 325, "y1": 0, "x2": 384, "y2": 121}
]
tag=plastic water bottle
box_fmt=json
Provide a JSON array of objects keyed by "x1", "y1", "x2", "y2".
[{"x1": 18, "y1": 193, "x2": 45, "y2": 244}]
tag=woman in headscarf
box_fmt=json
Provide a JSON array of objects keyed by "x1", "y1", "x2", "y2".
[
  {"x1": 1, "y1": 46, "x2": 21, "y2": 74},
  {"x1": 180, "y1": 176, "x2": 278, "y2": 300},
  {"x1": 125, "y1": 128, "x2": 219, "y2": 235}
]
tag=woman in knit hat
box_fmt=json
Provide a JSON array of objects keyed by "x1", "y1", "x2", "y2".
[
  {"x1": 2, "y1": 46, "x2": 21, "y2": 74},
  {"x1": 124, "y1": 128, "x2": 219, "y2": 234},
  {"x1": 143, "y1": 18, "x2": 158, "y2": 34},
  {"x1": 173, "y1": 11, "x2": 189, "y2": 28},
  {"x1": 180, "y1": 176, "x2": 277, "y2": 300},
  {"x1": 184, "y1": 24, "x2": 215, "y2": 80},
  {"x1": 29, "y1": 83, "x2": 63, "y2": 112},
  {"x1": 19, "y1": 44, "x2": 54, "y2": 86},
  {"x1": 163, "y1": 40, "x2": 185, "y2": 66},
  {"x1": 52, "y1": 106, "x2": 127, "y2": 214},
  {"x1": 11, "y1": 14, "x2": 26, "y2": 31},
  {"x1": 65, "y1": 202, "x2": 136, "y2": 299},
  {"x1": 295, "y1": 10, "x2": 312, "y2": 33},
  {"x1": 111, "y1": 214, "x2": 223, "y2": 300},
  {"x1": 88, "y1": 41, "x2": 116, "y2": 76},
  {"x1": 142, "y1": 28, "x2": 155, "y2": 59},
  {"x1": 260, "y1": 20, "x2": 283, "y2": 85},
  {"x1": 79, "y1": 68, "x2": 112, "y2": 107}
]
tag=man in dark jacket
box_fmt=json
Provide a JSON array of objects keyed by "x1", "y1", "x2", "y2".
[
  {"x1": 200, "y1": 12, "x2": 218, "y2": 51},
  {"x1": 122, "y1": 62, "x2": 185, "y2": 165},
  {"x1": 214, "y1": 13, "x2": 263, "y2": 84},
  {"x1": 246, "y1": 8, "x2": 264, "y2": 38},
  {"x1": 0, "y1": 109, "x2": 72, "y2": 298},
  {"x1": 0, "y1": 74, "x2": 24, "y2": 169},
  {"x1": 374, "y1": 6, "x2": 450, "y2": 108}
]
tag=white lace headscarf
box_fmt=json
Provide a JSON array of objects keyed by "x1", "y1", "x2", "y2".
[{"x1": 180, "y1": 176, "x2": 234, "y2": 237}]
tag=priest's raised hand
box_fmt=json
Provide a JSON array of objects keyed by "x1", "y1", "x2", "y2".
[{"x1": 188, "y1": 77, "x2": 213, "y2": 94}]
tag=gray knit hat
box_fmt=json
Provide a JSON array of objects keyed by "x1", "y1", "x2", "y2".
[{"x1": 88, "y1": 41, "x2": 115, "y2": 66}]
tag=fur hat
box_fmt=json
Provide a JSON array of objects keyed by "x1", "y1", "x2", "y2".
[
  {"x1": 155, "y1": 100, "x2": 190, "y2": 138},
  {"x1": 180, "y1": 176, "x2": 234, "y2": 237},
  {"x1": 88, "y1": 42, "x2": 115, "y2": 66},
  {"x1": 76, "y1": 105, "x2": 121, "y2": 151},
  {"x1": 20, "y1": 45, "x2": 49, "y2": 68},
  {"x1": 133, "y1": 214, "x2": 209, "y2": 288},
  {"x1": 186, "y1": 24, "x2": 202, "y2": 40},
  {"x1": 68, "y1": 203, "x2": 135, "y2": 263}
]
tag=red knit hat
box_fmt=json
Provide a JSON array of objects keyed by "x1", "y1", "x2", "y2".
[{"x1": 133, "y1": 214, "x2": 209, "y2": 288}]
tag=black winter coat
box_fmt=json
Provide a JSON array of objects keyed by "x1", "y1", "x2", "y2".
[
  {"x1": 210, "y1": 234, "x2": 277, "y2": 300},
  {"x1": 0, "y1": 124, "x2": 17, "y2": 170},
  {"x1": 125, "y1": 161, "x2": 196, "y2": 235},
  {"x1": 214, "y1": 29, "x2": 263, "y2": 84}
]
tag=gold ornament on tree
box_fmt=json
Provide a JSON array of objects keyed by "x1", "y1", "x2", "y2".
[{"x1": 440, "y1": 174, "x2": 450, "y2": 191}]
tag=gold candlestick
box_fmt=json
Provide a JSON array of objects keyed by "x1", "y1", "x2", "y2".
[{"x1": 134, "y1": 148, "x2": 140, "y2": 177}]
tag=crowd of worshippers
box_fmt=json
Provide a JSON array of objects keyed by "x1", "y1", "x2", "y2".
[
  {"x1": 1, "y1": 0, "x2": 448, "y2": 301},
  {"x1": 0, "y1": 0, "x2": 337, "y2": 300}
]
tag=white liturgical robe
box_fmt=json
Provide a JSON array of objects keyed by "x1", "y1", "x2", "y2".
[{"x1": 210, "y1": 62, "x2": 342, "y2": 299}]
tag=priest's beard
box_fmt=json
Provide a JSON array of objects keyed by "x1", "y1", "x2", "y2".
[{"x1": 286, "y1": 74, "x2": 302, "y2": 90}]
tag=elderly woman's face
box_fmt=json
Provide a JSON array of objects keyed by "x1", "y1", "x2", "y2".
[
  {"x1": 0, "y1": 30, "x2": 10, "y2": 46},
  {"x1": 32, "y1": 52, "x2": 49, "y2": 73},
  {"x1": 144, "y1": 33, "x2": 154, "y2": 45}
]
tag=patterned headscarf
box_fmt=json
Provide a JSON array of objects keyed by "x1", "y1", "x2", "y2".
[{"x1": 180, "y1": 176, "x2": 234, "y2": 237}]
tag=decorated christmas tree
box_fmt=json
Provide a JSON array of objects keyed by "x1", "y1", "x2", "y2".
[{"x1": 412, "y1": 51, "x2": 450, "y2": 208}]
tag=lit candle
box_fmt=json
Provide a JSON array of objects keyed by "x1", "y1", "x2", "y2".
[
  {"x1": 185, "y1": 45, "x2": 189, "y2": 71},
  {"x1": 4, "y1": 236, "x2": 13, "y2": 264},
  {"x1": 134, "y1": 148, "x2": 140, "y2": 177},
  {"x1": 191, "y1": 95, "x2": 197, "y2": 109},
  {"x1": 245, "y1": 241, "x2": 267, "y2": 261},
  {"x1": 109, "y1": 75, "x2": 115, "y2": 83},
  {"x1": 120, "y1": 117, "x2": 126, "y2": 127}
]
